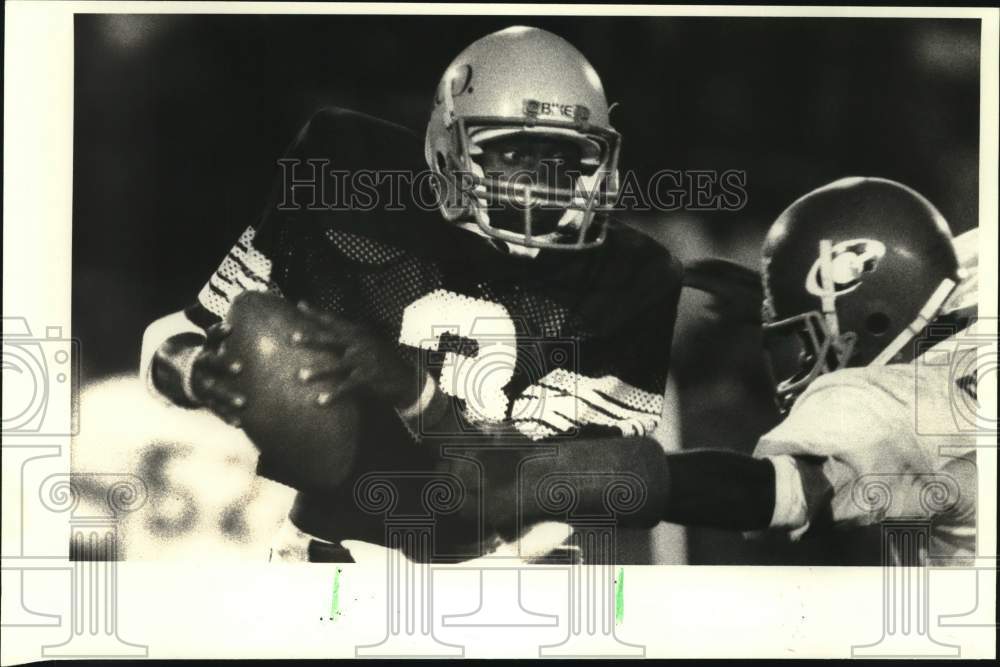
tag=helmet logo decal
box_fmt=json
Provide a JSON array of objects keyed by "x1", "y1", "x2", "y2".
[
  {"x1": 523, "y1": 99, "x2": 591, "y2": 123},
  {"x1": 434, "y1": 64, "x2": 474, "y2": 106},
  {"x1": 806, "y1": 238, "x2": 886, "y2": 297}
]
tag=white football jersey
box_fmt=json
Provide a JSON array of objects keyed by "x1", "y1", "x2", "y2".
[{"x1": 755, "y1": 330, "x2": 978, "y2": 564}]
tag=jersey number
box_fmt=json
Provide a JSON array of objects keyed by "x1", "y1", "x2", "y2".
[{"x1": 400, "y1": 290, "x2": 517, "y2": 424}]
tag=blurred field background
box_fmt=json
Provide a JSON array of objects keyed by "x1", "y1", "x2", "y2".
[{"x1": 71, "y1": 14, "x2": 980, "y2": 563}]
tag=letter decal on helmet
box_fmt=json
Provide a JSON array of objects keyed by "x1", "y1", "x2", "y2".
[
  {"x1": 434, "y1": 64, "x2": 474, "y2": 107},
  {"x1": 522, "y1": 99, "x2": 591, "y2": 123},
  {"x1": 805, "y1": 238, "x2": 886, "y2": 298}
]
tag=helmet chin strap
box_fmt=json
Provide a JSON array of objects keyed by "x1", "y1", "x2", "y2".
[
  {"x1": 498, "y1": 240, "x2": 542, "y2": 259},
  {"x1": 870, "y1": 277, "x2": 958, "y2": 366},
  {"x1": 457, "y1": 220, "x2": 541, "y2": 259},
  {"x1": 818, "y1": 239, "x2": 841, "y2": 336}
]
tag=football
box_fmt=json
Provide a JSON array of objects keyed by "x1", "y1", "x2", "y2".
[{"x1": 221, "y1": 290, "x2": 361, "y2": 493}]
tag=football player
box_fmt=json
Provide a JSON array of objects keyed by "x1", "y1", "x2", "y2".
[
  {"x1": 139, "y1": 26, "x2": 683, "y2": 563},
  {"x1": 750, "y1": 177, "x2": 977, "y2": 563},
  {"x1": 447, "y1": 177, "x2": 978, "y2": 565}
]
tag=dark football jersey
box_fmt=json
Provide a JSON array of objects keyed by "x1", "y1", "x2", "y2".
[{"x1": 183, "y1": 108, "x2": 683, "y2": 551}]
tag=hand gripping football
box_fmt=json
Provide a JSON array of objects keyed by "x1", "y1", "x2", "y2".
[{"x1": 221, "y1": 290, "x2": 361, "y2": 493}]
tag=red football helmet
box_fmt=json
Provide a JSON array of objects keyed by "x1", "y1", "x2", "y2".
[{"x1": 761, "y1": 177, "x2": 963, "y2": 411}]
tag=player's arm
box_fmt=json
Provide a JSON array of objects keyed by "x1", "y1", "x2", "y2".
[
  {"x1": 138, "y1": 109, "x2": 350, "y2": 458},
  {"x1": 140, "y1": 109, "x2": 450, "y2": 495},
  {"x1": 246, "y1": 107, "x2": 449, "y2": 432},
  {"x1": 461, "y1": 379, "x2": 917, "y2": 539},
  {"x1": 572, "y1": 229, "x2": 685, "y2": 443},
  {"x1": 751, "y1": 374, "x2": 953, "y2": 538},
  {"x1": 139, "y1": 219, "x2": 277, "y2": 421},
  {"x1": 141, "y1": 107, "x2": 417, "y2": 416},
  {"x1": 432, "y1": 434, "x2": 781, "y2": 541},
  {"x1": 140, "y1": 103, "x2": 297, "y2": 412},
  {"x1": 417, "y1": 254, "x2": 779, "y2": 538},
  {"x1": 590, "y1": 377, "x2": 963, "y2": 538},
  {"x1": 139, "y1": 309, "x2": 210, "y2": 409}
]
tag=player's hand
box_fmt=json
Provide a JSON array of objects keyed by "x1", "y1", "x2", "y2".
[
  {"x1": 190, "y1": 321, "x2": 247, "y2": 427},
  {"x1": 191, "y1": 291, "x2": 362, "y2": 493},
  {"x1": 290, "y1": 302, "x2": 422, "y2": 409}
]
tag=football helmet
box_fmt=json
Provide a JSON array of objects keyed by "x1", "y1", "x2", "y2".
[
  {"x1": 425, "y1": 26, "x2": 620, "y2": 252},
  {"x1": 761, "y1": 177, "x2": 962, "y2": 411}
]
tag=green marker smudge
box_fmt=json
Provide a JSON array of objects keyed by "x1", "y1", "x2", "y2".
[
  {"x1": 331, "y1": 567, "x2": 342, "y2": 620},
  {"x1": 615, "y1": 567, "x2": 624, "y2": 625}
]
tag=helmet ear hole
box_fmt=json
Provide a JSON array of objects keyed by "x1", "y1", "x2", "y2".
[{"x1": 865, "y1": 312, "x2": 891, "y2": 336}]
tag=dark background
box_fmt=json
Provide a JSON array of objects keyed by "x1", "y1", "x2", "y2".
[{"x1": 73, "y1": 13, "x2": 981, "y2": 564}]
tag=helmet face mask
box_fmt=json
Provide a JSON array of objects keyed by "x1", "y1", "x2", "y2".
[
  {"x1": 762, "y1": 309, "x2": 857, "y2": 413},
  {"x1": 447, "y1": 115, "x2": 620, "y2": 250},
  {"x1": 425, "y1": 26, "x2": 621, "y2": 253},
  {"x1": 474, "y1": 133, "x2": 588, "y2": 241}
]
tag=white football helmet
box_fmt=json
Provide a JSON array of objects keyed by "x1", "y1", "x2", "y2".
[{"x1": 425, "y1": 26, "x2": 621, "y2": 252}]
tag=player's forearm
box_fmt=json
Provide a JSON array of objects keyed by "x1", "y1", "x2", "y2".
[
  {"x1": 660, "y1": 450, "x2": 776, "y2": 530},
  {"x1": 437, "y1": 435, "x2": 671, "y2": 540},
  {"x1": 394, "y1": 372, "x2": 455, "y2": 438},
  {"x1": 518, "y1": 435, "x2": 674, "y2": 530},
  {"x1": 149, "y1": 332, "x2": 206, "y2": 408},
  {"x1": 140, "y1": 310, "x2": 209, "y2": 407},
  {"x1": 441, "y1": 438, "x2": 776, "y2": 537}
]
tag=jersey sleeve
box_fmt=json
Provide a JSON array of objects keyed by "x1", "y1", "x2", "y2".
[
  {"x1": 184, "y1": 107, "x2": 425, "y2": 329},
  {"x1": 511, "y1": 226, "x2": 684, "y2": 441},
  {"x1": 184, "y1": 224, "x2": 280, "y2": 329},
  {"x1": 754, "y1": 369, "x2": 949, "y2": 533},
  {"x1": 592, "y1": 227, "x2": 684, "y2": 434},
  {"x1": 616, "y1": 242, "x2": 684, "y2": 403}
]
